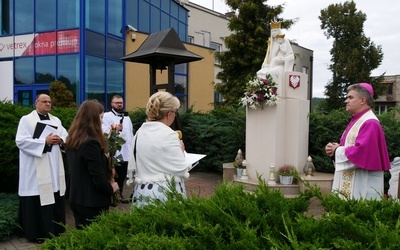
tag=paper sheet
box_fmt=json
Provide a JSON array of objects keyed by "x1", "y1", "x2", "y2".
[{"x1": 185, "y1": 151, "x2": 206, "y2": 168}]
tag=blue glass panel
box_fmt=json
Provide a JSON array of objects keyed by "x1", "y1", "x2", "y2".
[
  {"x1": 178, "y1": 22, "x2": 186, "y2": 41},
  {"x1": 86, "y1": 30, "x2": 105, "y2": 57},
  {"x1": 85, "y1": 56, "x2": 105, "y2": 102},
  {"x1": 151, "y1": 0, "x2": 160, "y2": 8},
  {"x1": 178, "y1": 5, "x2": 186, "y2": 22},
  {"x1": 58, "y1": 0, "x2": 79, "y2": 29},
  {"x1": 86, "y1": 0, "x2": 105, "y2": 33},
  {"x1": 170, "y1": 18, "x2": 178, "y2": 33},
  {"x1": 126, "y1": 0, "x2": 138, "y2": 31},
  {"x1": 106, "y1": 60, "x2": 123, "y2": 102},
  {"x1": 160, "y1": 0, "x2": 169, "y2": 12},
  {"x1": 138, "y1": 1, "x2": 149, "y2": 33},
  {"x1": 107, "y1": 37, "x2": 123, "y2": 60},
  {"x1": 150, "y1": 6, "x2": 160, "y2": 33},
  {"x1": 176, "y1": 95, "x2": 187, "y2": 111},
  {"x1": 36, "y1": 56, "x2": 55, "y2": 83},
  {"x1": 57, "y1": 54, "x2": 79, "y2": 103},
  {"x1": 174, "y1": 74, "x2": 186, "y2": 94},
  {"x1": 175, "y1": 63, "x2": 187, "y2": 74},
  {"x1": 15, "y1": 57, "x2": 34, "y2": 84},
  {"x1": 160, "y1": 12, "x2": 169, "y2": 30},
  {"x1": 170, "y1": 1, "x2": 178, "y2": 18},
  {"x1": 1, "y1": 0, "x2": 13, "y2": 35},
  {"x1": 35, "y1": 0, "x2": 55, "y2": 32},
  {"x1": 15, "y1": 0, "x2": 33, "y2": 34},
  {"x1": 108, "y1": 0, "x2": 122, "y2": 36}
]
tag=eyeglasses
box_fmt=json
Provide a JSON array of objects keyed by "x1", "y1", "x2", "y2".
[
  {"x1": 112, "y1": 102, "x2": 123, "y2": 105},
  {"x1": 40, "y1": 100, "x2": 52, "y2": 104},
  {"x1": 170, "y1": 109, "x2": 178, "y2": 114}
]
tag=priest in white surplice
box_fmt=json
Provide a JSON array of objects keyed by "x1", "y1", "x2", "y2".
[
  {"x1": 325, "y1": 83, "x2": 391, "y2": 200},
  {"x1": 15, "y1": 94, "x2": 68, "y2": 243}
]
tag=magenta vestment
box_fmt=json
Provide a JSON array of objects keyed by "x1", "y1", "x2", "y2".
[{"x1": 339, "y1": 109, "x2": 391, "y2": 171}]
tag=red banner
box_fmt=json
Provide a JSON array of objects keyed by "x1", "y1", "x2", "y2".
[{"x1": 6, "y1": 29, "x2": 80, "y2": 57}]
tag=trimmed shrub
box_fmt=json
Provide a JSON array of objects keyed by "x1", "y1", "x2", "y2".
[
  {"x1": 40, "y1": 180, "x2": 400, "y2": 249},
  {"x1": 0, "y1": 193, "x2": 20, "y2": 241}
]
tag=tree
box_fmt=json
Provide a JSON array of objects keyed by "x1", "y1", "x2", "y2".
[
  {"x1": 214, "y1": 0, "x2": 294, "y2": 106},
  {"x1": 49, "y1": 80, "x2": 77, "y2": 108},
  {"x1": 319, "y1": 1, "x2": 383, "y2": 111}
]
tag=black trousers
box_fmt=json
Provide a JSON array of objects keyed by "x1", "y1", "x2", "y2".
[
  {"x1": 115, "y1": 161, "x2": 128, "y2": 194},
  {"x1": 19, "y1": 192, "x2": 65, "y2": 240},
  {"x1": 69, "y1": 202, "x2": 108, "y2": 229}
]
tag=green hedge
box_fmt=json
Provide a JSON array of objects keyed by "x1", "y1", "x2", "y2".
[
  {"x1": 0, "y1": 102, "x2": 77, "y2": 193},
  {"x1": 309, "y1": 108, "x2": 400, "y2": 172},
  {"x1": 2, "y1": 102, "x2": 400, "y2": 193},
  {"x1": 0, "y1": 193, "x2": 20, "y2": 241},
  {"x1": 40, "y1": 180, "x2": 400, "y2": 249}
]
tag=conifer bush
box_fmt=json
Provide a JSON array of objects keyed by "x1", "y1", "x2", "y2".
[
  {"x1": 40, "y1": 179, "x2": 400, "y2": 249},
  {"x1": 0, "y1": 193, "x2": 20, "y2": 241}
]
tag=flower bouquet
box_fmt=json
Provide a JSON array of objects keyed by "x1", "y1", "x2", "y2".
[
  {"x1": 104, "y1": 124, "x2": 126, "y2": 206},
  {"x1": 240, "y1": 74, "x2": 278, "y2": 109}
]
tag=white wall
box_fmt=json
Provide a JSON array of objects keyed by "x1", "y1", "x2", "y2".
[{"x1": 0, "y1": 61, "x2": 14, "y2": 102}]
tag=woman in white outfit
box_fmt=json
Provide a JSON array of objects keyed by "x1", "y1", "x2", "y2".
[{"x1": 128, "y1": 92, "x2": 191, "y2": 207}]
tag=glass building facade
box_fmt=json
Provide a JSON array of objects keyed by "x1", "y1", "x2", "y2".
[{"x1": 0, "y1": 0, "x2": 189, "y2": 108}]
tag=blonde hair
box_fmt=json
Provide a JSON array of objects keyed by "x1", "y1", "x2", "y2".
[{"x1": 146, "y1": 92, "x2": 180, "y2": 121}]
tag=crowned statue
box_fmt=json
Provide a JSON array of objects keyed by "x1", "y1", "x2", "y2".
[{"x1": 257, "y1": 21, "x2": 294, "y2": 86}]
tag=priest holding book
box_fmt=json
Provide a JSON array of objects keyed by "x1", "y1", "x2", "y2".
[{"x1": 15, "y1": 94, "x2": 68, "y2": 243}]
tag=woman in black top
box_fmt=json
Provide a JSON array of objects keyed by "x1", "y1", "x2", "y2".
[{"x1": 65, "y1": 100, "x2": 119, "y2": 228}]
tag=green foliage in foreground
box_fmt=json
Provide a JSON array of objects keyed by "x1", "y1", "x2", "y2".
[
  {"x1": 41, "y1": 180, "x2": 400, "y2": 249},
  {"x1": 0, "y1": 193, "x2": 20, "y2": 241}
]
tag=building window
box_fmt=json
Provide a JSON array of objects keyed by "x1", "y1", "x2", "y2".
[
  {"x1": 375, "y1": 103, "x2": 396, "y2": 114},
  {"x1": 302, "y1": 66, "x2": 308, "y2": 74},
  {"x1": 58, "y1": 0, "x2": 79, "y2": 29},
  {"x1": 126, "y1": 0, "x2": 188, "y2": 41},
  {"x1": 107, "y1": 0, "x2": 122, "y2": 37},
  {"x1": 57, "y1": 54, "x2": 79, "y2": 103},
  {"x1": 138, "y1": 1, "x2": 150, "y2": 32},
  {"x1": 15, "y1": 57, "x2": 34, "y2": 84},
  {"x1": 86, "y1": 30, "x2": 106, "y2": 57},
  {"x1": 86, "y1": 56, "x2": 105, "y2": 103},
  {"x1": 15, "y1": 0, "x2": 33, "y2": 34},
  {"x1": 35, "y1": 0, "x2": 55, "y2": 32},
  {"x1": 106, "y1": 60, "x2": 123, "y2": 105},
  {"x1": 386, "y1": 82, "x2": 394, "y2": 101},
  {"x1": 86, "y1": 0, "x2": 105, "y2": 33},
  {"x1": 1, "y1": 0, "x2": 13, "y2": 35},
  {"x1": 210, "y1": 42, "x2": 221, "y2": 64},
  {"x1": 175, "y1": 63, "x2": 188, "y2": 110},
  {"x1": 106, "y1": 37, "x2": 124, "y2": 60},
  {"x1": 161, "y1": 12, "x2": 169, "y2": 30},
  {"x1": 150, "y1": 5, "x2": 160, "y2": 33},
  {"x1": 36, "y1": 55, "x2": 55, "y2": 83}
]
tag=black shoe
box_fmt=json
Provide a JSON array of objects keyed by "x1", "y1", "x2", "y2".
[
  {"x1": 31, "y1": 238, "x2": 45, "y2": 244},
  {"x1": 119, "y1": 194, "x2": 130, "y2": 204},
  {"x1": 120, "y1": 198, "x2": 130, "y2": 204}
]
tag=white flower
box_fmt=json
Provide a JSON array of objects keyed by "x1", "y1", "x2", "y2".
[{"x1": 240, "y1": 74, "x2": 278, "y2": 109}]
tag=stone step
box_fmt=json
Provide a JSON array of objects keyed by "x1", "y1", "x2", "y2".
[
  {"x1": 230, "y1": 172, "x2": 334, "y2": 197},
  {"x1": 233, "y1": 176, "x2": 300, "y2": 197}
]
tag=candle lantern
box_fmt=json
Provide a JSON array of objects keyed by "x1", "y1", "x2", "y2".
[{"x1": 303, "y1": 156, "x2": 316, "y2": 176}]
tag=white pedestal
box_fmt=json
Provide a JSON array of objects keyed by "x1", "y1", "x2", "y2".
[{"x1": 245, "y1": 72, "x2": 309, "y2": 182}]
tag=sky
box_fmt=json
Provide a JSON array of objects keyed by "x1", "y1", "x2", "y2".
[{"x1": 189, "y1": 0, "x2": 400, "y2": 98}]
